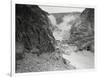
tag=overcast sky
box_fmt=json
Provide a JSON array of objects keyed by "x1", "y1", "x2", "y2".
[{"x1": 39, "y1": 5, "x2": 85, "y2": 13}]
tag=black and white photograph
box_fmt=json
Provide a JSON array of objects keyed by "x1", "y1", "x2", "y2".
[{"x1": 15, "y1": 4, "x2": 94, "y2": 73}]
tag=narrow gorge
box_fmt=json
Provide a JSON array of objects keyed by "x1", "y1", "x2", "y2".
[{"x1": 15, "y1": 4, "x2": 94, "y2": 73}]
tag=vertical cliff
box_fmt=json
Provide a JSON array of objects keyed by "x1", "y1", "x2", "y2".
[{"x1": 16, "y1": 4, "x2": 55, "y2": 60}]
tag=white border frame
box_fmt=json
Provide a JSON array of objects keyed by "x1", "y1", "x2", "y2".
[{"x1": 11, "y1": 0, "x2": 96, "y2": 77}]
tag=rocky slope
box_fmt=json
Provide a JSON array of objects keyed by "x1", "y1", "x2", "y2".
[{"x1": 68, "y1": 8, "x2": 94, "y2": 52}]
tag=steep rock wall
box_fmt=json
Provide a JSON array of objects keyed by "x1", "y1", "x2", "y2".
[
  {"x1": 68, "y1": 8, "x2": 94, "y2": 52},
  {"x1": 16, "y1": 4, "x2": 55, "y2": 59}
]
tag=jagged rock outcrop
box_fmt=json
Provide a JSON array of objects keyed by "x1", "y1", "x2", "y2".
[
  {"x1": 16, "y1": 4, "x2": 55, "y2": 60},
  {"x1": 68, "y1": 8, "x2": 94, "y2": 52}
]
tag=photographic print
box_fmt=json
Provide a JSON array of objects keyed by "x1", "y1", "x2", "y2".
[{"x1": 15, "y1": 4, "x2": 94, "y2": 73}]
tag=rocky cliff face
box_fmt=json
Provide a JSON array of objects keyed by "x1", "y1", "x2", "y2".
[
  {"x1": 16, "y1": 4, "x2": 55, "y2": 60},
  {"x1": 68, "y1": 8, "x2": 94, "y2": 52}
]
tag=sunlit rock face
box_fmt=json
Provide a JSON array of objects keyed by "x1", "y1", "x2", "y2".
[
  {"x1": 68, "y1": 8, "x2": 94, "y2": 52},
  {"x1": 16, "y1": 4, "x2": 55, "y2": 59}
]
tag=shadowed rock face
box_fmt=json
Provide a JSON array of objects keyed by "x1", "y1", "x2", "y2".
[
  {"x1": 68, "y1": 8, "x2": 94, "y2": 52},
  {"x1": 16, "y1": 4, "x2": 55, "y2": 59}
]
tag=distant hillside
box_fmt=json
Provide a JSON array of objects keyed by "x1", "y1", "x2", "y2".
[{"x1": 51, "y1": 12, "x2": 81, "y2": 24}]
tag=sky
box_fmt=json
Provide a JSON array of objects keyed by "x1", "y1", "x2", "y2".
[{"x1": 39, "y1": 5, "x2": 85, "y2": 13}]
